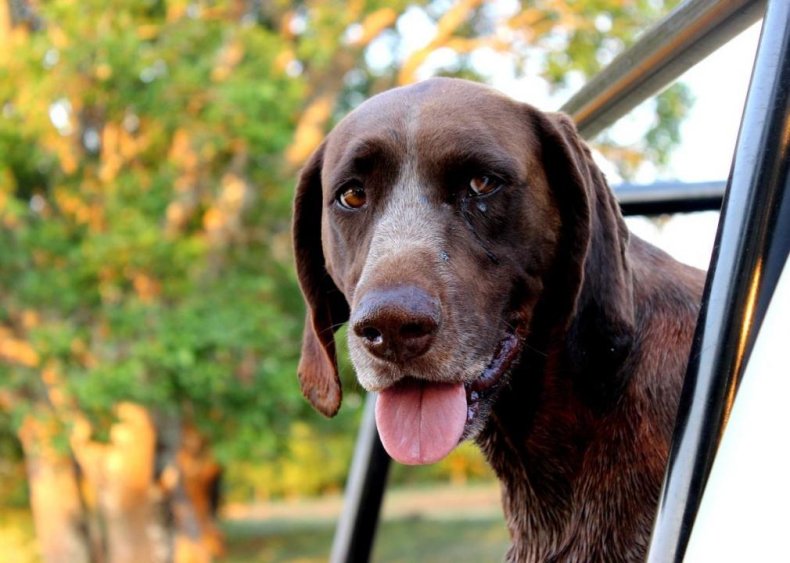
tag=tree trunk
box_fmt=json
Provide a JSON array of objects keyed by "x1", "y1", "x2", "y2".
[
  {"x1": 72, "y1": 403, "x2": 169, "y2": 563},
  {"x1": 21, "y1": 402, "x2": 224, "y2": 563},
  {"x1": 158, "y1": 417, "x2": 224, "y2": 563},
  {"x1": 18, "y1": 412, "x2": 93, "y2": 563}
]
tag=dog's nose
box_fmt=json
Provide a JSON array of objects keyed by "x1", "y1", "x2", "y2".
[{"x1": 351, "y1": 285, "x2": 441, "y2": 363}]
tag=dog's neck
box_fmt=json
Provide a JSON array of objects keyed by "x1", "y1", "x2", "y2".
[
  {"x1": 476, "y1": 343, "x2": 659, "y2": 562},
  {"x1": 476, "y1": 347, "x2": 590, "y2": 559}
]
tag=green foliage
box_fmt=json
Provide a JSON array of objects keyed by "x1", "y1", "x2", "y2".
[
  {"x1": 226, "y1": 421, "x2": 356, "y2": 501},
  {"x1": 0, "y1": 415, "x2": 27, "y2": 509},
  {"x1": 541, "y1": 0, "x2": 683, "y2": 84},
  {"x1": 1, "y1": 0, "x2": 317, "y2": 459},
  {"x1": 646, "y1": 83, "x2": 695, "y2": 167},
  {"x1": 1, "y1": 0, "x2": 691, "y2": 500}
]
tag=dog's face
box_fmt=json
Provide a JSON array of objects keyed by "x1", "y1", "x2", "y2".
[{"x1": 293, "y1": 78, "x2": 633, "y2": 465}]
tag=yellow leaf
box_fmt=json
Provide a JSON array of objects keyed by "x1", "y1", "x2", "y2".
[
  {"x1": 349, "y1": 8, "x2": 398, "y2": 47},
  {"x1": 169, "y1": 129, "x2": 199, "y2": 171},
  {"x1": 131, "y1": 272, "x2": 161, "y2": 302},
  {"x1": 211, "y1": 40, "x2": 245, "y2": 82},
  {"x1": 137, "y1": 24, "x2": 159, "y2": 40},
  {"x1": 47, "y1": 26, "x2": 69, "y2": 49},
  {"x1": 95, "y1": 63, "x2": 112, "y2": 81},
  {"x1": 274, "y1": 49, "x2": 296, "y2": 74},
  {"x1": 22, "y1": 310, "x2": 40, "y2": 329},
  {"x1": 220, "y1": 173, "x2": 246, "y2": 208},
  {"x1": 286, "y1": 95, "x2": 334, "y2": 167},
  {"x1": 166, "y1": 201, "x2": 189, "y2": 232},
  {"x1": 0, "y1": 332, "x2": 39, "y2": 367},
  {"x1": 202, "y1": 207, "x2": 224, "y2": 232},
  {"x1": 166, "y1": 0, "x2": 190, "y2": 22}
]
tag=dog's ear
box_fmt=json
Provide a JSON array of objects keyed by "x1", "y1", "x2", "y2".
[
  {"x1": 292, "y1": 143, "x2": 349, "y2": 417},
  {"x1": 535, "y1": 112, "x2": 635, "y2": 403}
]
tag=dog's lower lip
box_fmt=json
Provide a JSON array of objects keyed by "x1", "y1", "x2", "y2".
[
  {"x1": 470, "y1": 331, "x2": 522, "y2": 394},
  {"x1": 463, "y1": 328, "x2": 524, "y2": 428}
]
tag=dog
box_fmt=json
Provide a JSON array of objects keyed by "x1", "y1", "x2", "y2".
[{"x1": 292, "y1": 77, "x2": 704, "y2": 562}]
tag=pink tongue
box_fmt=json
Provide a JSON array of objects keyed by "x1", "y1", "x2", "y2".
[{"x1": 375, "y1": 380, "x2": 467, "y2": 465}]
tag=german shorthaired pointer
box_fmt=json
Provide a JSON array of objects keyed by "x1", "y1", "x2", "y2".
[{"x1": 293, "y1": 77, "x2": 704, "y2": 561}]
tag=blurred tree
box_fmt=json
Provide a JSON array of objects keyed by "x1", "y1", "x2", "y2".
[{"x1": 1, "y1": 0, "x2": 684, "y2": 561}]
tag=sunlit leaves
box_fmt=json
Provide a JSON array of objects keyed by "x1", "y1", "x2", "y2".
[{"x1": 0, "y1": 1, "x2": 318, "y2": 464}]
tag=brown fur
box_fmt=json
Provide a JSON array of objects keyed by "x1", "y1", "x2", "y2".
[{"x1": 292, "y1": 77, "x2": 704, "y2": 561}]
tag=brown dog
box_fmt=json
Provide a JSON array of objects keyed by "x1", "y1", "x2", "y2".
[{"x1": 292, "y1": 77, "x2": 704, "y2": 561}]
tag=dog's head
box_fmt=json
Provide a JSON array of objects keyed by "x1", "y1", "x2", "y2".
[{"x1": 292, "y1": 78, "x2": 634, "y2": 464}]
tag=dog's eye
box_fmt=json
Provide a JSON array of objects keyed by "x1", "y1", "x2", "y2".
[
  {"x1": 337, "y1": 185, "x2": 367, "y2": 210},
  {"x1": 468, "y1": 175, "x2": 502, "y2": 197}
]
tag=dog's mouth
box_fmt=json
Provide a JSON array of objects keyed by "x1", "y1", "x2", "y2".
[
  {"x1": 375, "y1": 325, "x2": 525, "y2": 465},
  {"x1": 462, "y1": 328, "x2": 524, "y2": 439}
]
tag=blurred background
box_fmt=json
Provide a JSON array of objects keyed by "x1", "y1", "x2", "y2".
[{"x1": 0, "y1": 1, "x2": 759, "y2": 561}]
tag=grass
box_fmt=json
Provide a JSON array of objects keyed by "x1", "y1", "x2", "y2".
[
  {"x1": 222, "y1": 482, "x2": 510, "y2": 561},
  {"x1": 223, "y1": 515, "x2": 510, "y2": 562},
  {"x1": 223, "y1": 519, "x2": 335, "y2": 562},
  {"x1": 375, "y1": 516, "x2": 510, "y2": 562}
]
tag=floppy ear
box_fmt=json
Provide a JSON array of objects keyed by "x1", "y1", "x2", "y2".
[
  {"x1": 292, "y1": 143, "x2": 350, "y2": 417},
  {"x1": 535, "y1": 112, "x2": 635, "y2": 405}
]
